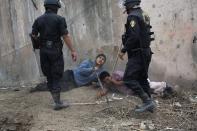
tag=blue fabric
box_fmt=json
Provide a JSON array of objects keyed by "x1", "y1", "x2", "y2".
[{"x1": 73, "y1": 59, "x2": 104, "y2": 86}]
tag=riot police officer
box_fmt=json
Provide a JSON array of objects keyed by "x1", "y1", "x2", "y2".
[
  {"x1": 31, "y1": 0, "x2": 77, "y2": 110},
  {"x1": 119, "y1": 0, "x2": 155, "y2": 112}
]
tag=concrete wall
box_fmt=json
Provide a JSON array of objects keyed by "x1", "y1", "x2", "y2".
[
  {"x1": 141, "y1": 0, "x2": 197, "y2": 88},
  {"x1": 0, "y1": 0, "x2": 197, "y2": 88},
  {"x1": 0, "y1": 0, "x2": 41, "y2": 87}
]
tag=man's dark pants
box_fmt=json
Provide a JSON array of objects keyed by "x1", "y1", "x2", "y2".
[
  {"x1": 123, "y1": 48, "x2": 152, "y2": 98},
  {"x1": 40, "y1": 46, "x2": 64, "y2": 93}
]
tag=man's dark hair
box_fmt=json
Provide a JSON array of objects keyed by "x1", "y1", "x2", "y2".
[
  {"x1": 96, "y1": 53, "x2": 107, "y2": 63},
  {"x1": 99, "y1": 71, "x2": 110, "y2": 81}
]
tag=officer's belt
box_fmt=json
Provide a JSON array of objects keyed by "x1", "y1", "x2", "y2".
[
  {"x1": 128, "y1": 48, "x2": 150, "y2": 58},
  {"x1": 41, "y1": 40, "x2": 62, "y2": 48},
  {"x1": 131, "y1": 47, "x2": 149, "y2": 52}
]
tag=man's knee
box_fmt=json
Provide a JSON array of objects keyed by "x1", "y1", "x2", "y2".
[{"x1": 124, "y1": 80, "x2": 144, "y2": 94}]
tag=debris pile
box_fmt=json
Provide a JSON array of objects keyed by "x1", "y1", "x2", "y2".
[{"x1": 80, "y1": 92, "x2": 197, "y2": 130}]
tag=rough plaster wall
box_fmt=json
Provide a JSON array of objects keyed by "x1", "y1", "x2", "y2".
[
  {"x1": 140, "y1": 0, "x2": 197, "y2": 88},
  {"x1": 0, "y1": 0, "x2": 41, "y2": 86},
  {"x1": 0, "y1": 0, "x2": 197, "y2": 88}
]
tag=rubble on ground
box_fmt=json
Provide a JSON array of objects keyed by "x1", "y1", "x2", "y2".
[{"x1": 0, "y1": 87, "x2": 196, "y2": 131}]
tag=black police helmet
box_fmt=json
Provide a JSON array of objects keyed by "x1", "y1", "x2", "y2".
[
  {"x1": 124, "y1": 0, "x2": 141, "y2": 7},
  {"x1": 44, "y1": 0, "x2": 61, "y2": 8}
]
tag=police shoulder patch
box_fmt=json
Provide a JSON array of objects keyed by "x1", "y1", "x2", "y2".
[{"x1": 130, "y1": 20, "x2": 136, "y2": 28}]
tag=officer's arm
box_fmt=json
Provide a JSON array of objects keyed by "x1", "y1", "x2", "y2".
[
  {"x1": 60, "y1": 17, "x2": 77, "y2": 61},
  {"x1": 59, "y1": 18, "x2": 74, "y2": 51},
  {"x1": 121, "y1": 17, "x2": 140, "y2": 53},
  {"x1": 63, "y1": 35, "x2": 77, "y2": 61},
  {"x1": 111, "y1": 79, "x2": 124, "y2": 86},
  {"x1": 63, "y1": 34, "x2": 75, "y2": 52}
]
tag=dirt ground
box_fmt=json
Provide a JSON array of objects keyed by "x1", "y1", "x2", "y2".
[{"x1": 0, "y1": 86, "x2": 197, "y2": 131}]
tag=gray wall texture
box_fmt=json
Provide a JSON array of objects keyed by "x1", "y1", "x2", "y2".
[{"x1": 0, "y1": 0, "x2": 197, "y2": 88}]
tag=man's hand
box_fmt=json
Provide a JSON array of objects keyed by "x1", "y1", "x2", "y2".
[
  {"x1": 96, "y1": 91, "x2": 103, "y2": 99},
  {"x1": 96, "y1": 90, "x2": 107, "y2": 99},
  {"x1": 118, "y1": 52, "x2": 125, "y2": 60},
  {"x1": 71, "y1": 51, "x2": 77, "y2": 62}
]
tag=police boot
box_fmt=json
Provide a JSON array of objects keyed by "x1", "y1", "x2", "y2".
[
  {"x1": 51, "y1": 92, "x2": 69, "y2": 110},
  {"x1": 135, "y1": 105, "x2": 154, "y2": 113},
  {"x1": 135, "y1": 93, "x2": 156, "y2": 113}
]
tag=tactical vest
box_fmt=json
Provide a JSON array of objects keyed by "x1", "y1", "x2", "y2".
[{"x1": 126, "y1": 8, "x2": 154, "y2": 48}]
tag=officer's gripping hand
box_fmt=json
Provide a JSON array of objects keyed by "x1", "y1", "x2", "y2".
[
  {"x1": 118, "y1": 52, "x2": 125, "y2": 60},
  {"x1": 71, "y1": 51, "x2": 77, "y2": 62}
]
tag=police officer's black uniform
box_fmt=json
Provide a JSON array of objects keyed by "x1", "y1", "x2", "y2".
[
  {"x1": 31, "y1": 0, "x2": 69, "y2": 110},
  {"x1": 121, "y1": 0, "x2": 155, "y2": 112}
]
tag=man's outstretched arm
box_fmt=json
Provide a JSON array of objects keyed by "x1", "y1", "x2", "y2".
[{"x1": 107, "y1": 77, "x2": 124, "y2": 86}]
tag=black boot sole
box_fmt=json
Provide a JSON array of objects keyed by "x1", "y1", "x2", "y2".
[
  {"x1": 135, "y1": 103, "x2": 156, "y2": 113},
  {"x1": 135, "y1": 105, "x2": 155, "y2": 113},
  {"x1": 54, "y1": 104, "x2": 69, "y2": 111}
]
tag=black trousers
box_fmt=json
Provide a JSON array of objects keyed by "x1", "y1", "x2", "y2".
[
  {"x1": 40, "y1": 46, "x2": 64, "y2": 93},
  {"x1": 31, "y1": 70, "x2": 77, "y2": 93},
  {"x1": 60, "y1": 70, "x2": 77, "y2": 90},
  {"x1": 123, "y1": 48, "x2": 152, "y2": 97}
]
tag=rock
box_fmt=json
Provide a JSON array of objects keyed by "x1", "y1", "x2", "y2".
[
  {"x1": 121, "y1": 121, "x2": 133, "y2": 127},
  {"x1": 0, "y1": 87, "x2": 9, "y2": 90},
  {"x1": 13, "y1": 88, "x2": 20, "y2": 91},
  {"x1": 155, "y1": 100, "x2": 160, "y2": 107},
  {"x1": 6, "y1": 125, "x2": 17, "y2": 131},
  {"x1": 173, "y1": 102, "x2": 182, "y2": 107},
  {"x1": 165, "y1": 127, "x2": 174, "y2": 130},
  {"x1": 148, "y1": 124, "x2": 155, "y2": 130},
  {"x1": 112, "y1": 93, "x2": 123, "y2": 100},
  {"x1": 189, "y1": 95, "x2": 197, "y2": 103},
  {"x1": 140, "y1": 122, "x2": 146, "y2": 130},
  {"x1": 88, "y1": 127, "x2": 97, "y2": 131}
]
